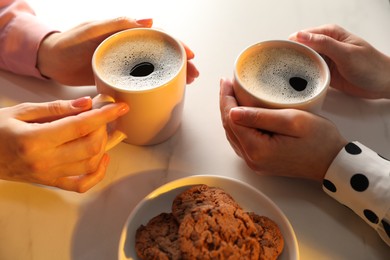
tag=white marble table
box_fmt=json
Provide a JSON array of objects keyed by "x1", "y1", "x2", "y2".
[{"x1": 0, "y1": 0, "x2": 390, "y2": 259}]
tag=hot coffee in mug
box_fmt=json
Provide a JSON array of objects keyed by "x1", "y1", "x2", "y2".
[
  {"x1": 233, "y1": 40, "x2": 330, "y2": 112},
  {"x1": 92, "y1": 28, "x2": 187, "y2": 147},
  {"x1": 98, "y1": 33, "x2": 183, "y2": 91}
]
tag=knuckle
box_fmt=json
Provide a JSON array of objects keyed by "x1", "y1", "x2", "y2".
[
  {"x1": 47, "y1": 101, "x2": 68, "y2": 116},
  {"x1": 84, "y1": 156, "x2": 101, "y2": 173},
  {"x1": 75, "y1": 173, "x2": 103, "y2": 193},
  {"x1": 328, "y1": 23, "x2": 341, "y2": 31},
  {"x1": 239, "y1": 108, "x2": 264, "y2": 125},
  {"x1": 86, "y1": 129, "x2": 107, "y2": 156},
  {"x1": 251, "y1": 111, "x2": 265, "y2": 124},
  {"x1": 28, "y1": 161, "x2": 49, "y2": 178},
  {"x1": 74, "y1": 121, "x2": 92, "y2": 138},
  {"x1": 15, "y1": 140, "x2": 31, "y2": 157},
  {"x1": 246, "y1": 158, "x2": 262, "y2": 172},
  {"x1": 315, "y1": 34, "x2": 330, "y2": 46},
  {"x1": 222, "y1": 118, "x2": 230, "y2": 131},
  {"x1": 12, "y1": 133, "x2": 51, "y2": 180},
  {"x1": 284, "y1": 110, "x2": 306, "y2": 131},
  {"x1": 75, "y1": 161, "x2": 107, "y2": 193},
  {"x1": 15, "y1": 134, "x2": 38, "y2": 157},
  {"x1": 72, "y1": 114, "x2": 108, "y2": 139},
  {"x1": 114, "y1": 16, "x2": 133, "y2": 24},
  {"x1": 88, "y1": 141, "x2": 103, "y2": 156},
  {"x1": 246, "y1": 150, "x2": 262, "y2": 165},
  {"x1": 74, "y1": 184, "x2": 89, "y2": 193},
  {"x1": 33, "y1": 159, "x2": 50, "y2": 172},
  {"x1": 14, "y1": 102, "x2": 33, "y2": 114}
]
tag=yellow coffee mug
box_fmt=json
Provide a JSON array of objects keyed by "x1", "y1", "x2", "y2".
[{"x1": 92, "y1": 28, "x2": 187, "y2": 149}]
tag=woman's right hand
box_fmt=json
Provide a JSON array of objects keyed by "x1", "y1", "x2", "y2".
[
  {"x1": 0, "y1": 97, "x2": 128, "y2": 193},
  {"x1": 219, "y1": 78, "x2": 347, "y2": 181},
  {"x1": 289, "y1": 24, "x2": 390, "y2": 99}
]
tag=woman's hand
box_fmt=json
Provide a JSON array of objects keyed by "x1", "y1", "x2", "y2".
[
  {"x1": 219, "y1": 78, "x2": 348, "y2": 181},
  {"x1": 182, "y1": 42, "x2": 200, "y2": 84},
  {"x1": 0, "y1": 97, "x2": 129, "y2": 192},
  {"x1": 37, "y1": 17, "x2": 153, "y2": 86},
  {"x1": 37, "y1": 17, "x2": 199, "y2": 86},
  {"x1": 289, "y1": 24, "x2": 390, "y2": 99}
]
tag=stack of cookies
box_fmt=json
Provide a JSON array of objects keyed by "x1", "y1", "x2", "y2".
[{"x1": 135, "y1": 184, "x2": 284, "y2": 259}]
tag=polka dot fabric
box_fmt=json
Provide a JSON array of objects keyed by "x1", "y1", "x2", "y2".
[{"x1": 323, "y1": 142, "x2": 390, "y2": 246}]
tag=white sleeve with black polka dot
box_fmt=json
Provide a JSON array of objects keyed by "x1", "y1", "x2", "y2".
[{"x1": 322, "y1": 142, "x2": 390, "y2": 246}]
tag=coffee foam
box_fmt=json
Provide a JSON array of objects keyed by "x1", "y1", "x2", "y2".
[
  {"x1": 237, "y1": 46, "x2": 323, "y2": 104},
  {"x1": 98, "y1": 34, "x2": 182, "y2": 90}
]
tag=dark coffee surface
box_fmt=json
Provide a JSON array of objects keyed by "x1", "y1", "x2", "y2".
[
  {"x1": 98, "y1": 34, "x2": 182, "y2": 90},
  {"x1": 237, "y1": 46, "x2": 323, "y2": 104}
]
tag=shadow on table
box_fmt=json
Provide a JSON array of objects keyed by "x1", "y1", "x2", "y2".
[
  {"x1": 70, "y1": 169, "x2": 178, "y2": 260},
  {"x1": 0, "y1": 69, "x2": 96, "y2": 105}
]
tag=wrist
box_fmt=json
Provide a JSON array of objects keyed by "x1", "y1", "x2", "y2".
[
  {"x1": 36, "y1": 32, "x2": 60, "y2": 79},
  {"x1": 318, "y1": 137, "x2": 349, "y2": 182}
]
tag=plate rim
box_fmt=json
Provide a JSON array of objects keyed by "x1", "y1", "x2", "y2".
[{"x1": 118, "y1": 174, "x2": 299, "y2": 260}]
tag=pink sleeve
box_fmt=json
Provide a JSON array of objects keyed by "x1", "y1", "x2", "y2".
[{"x1": 0, "y1": 0, "x2": 56, "y2": 78}]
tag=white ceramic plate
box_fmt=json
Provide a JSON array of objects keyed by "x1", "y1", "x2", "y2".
[{"x1": 118, "y1": 175, "x2": 299, "y2": 260}]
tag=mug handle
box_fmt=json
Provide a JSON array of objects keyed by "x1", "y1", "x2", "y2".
[{"x1": 92, "y1": 94, "x2": 127, "y2": 151}]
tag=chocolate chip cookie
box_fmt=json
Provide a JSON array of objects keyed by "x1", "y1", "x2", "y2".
[
  {"x1": 248, "y1": 212, "x2": 285, "y2": 260},
  {"x1": 135, "y1": 212, "x2": 181, "y2": 260},
  {"x1": 172, "y1": 184, "x2": 241, "y2": 222},
  {"x1": 179, "y1": 204, "x2": 261, "y2": 259},
  {"x1": 135, "y1": 185, "x2": 285, "y2": 260}
]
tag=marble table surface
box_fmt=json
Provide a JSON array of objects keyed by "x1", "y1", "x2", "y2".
[{"x1": 0, "y1": 0, "x2": 389, "y2": 259}]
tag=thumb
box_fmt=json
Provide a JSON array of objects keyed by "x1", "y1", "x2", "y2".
[
  {"x1": 229, "y1": 107, "x2": 302, "y2": 137},
  {"x1": 15, "y1": 97, "x2": 92, "y2": 123}
]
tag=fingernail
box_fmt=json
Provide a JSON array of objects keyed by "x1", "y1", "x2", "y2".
[
  {"x1": 296, "y1": 31, "x2": 311, "y2": 42},
  {"x1": 72, "y1": 96, "x2": 91, "y2": 108},
  {"x1": 136, "y1": 18, "x2": 153, "y2": 27},
  {"x1": 117, "y1": 103, "x2": 129, "y2": 116},
  {"x1": 230, "y1": 107, "x2": 244, "y2": 121}
]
